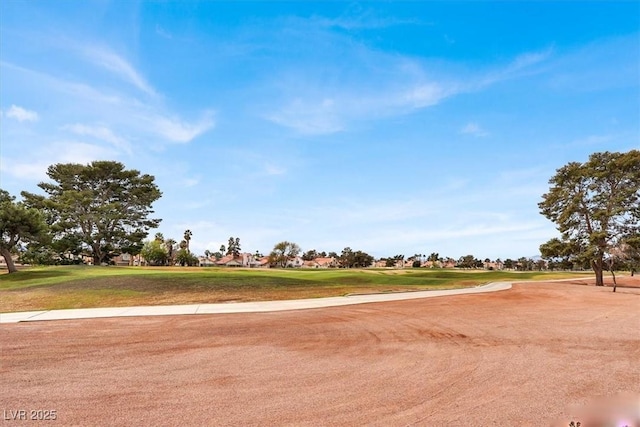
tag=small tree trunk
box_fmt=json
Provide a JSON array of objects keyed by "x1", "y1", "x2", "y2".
[
  {"x1": 595, "y1": 268, "x2": 604, "y2": 286},
  {"x1": 1, "y1": 248, "x2": 18, "y2": 273},
  {"x1": 592, "y1": 259, "x2": 604, "y2": 286},
  {"x1": 612, "y1": 269, "x2": 617, "y2": 292},
  {"x1": 605, "y1": 258, "x2": 617, "y2": 292}
]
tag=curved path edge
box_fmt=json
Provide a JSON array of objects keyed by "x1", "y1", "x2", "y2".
[{"x1": 0, "y1": 282, "x2": 511, "y2": 324}]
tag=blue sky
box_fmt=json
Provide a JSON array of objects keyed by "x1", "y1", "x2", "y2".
[{"x1": 1, "y1": 1, "x2": 638, "y2": 260}]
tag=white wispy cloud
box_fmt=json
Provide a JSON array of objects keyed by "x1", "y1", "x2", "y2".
[
  {"x1": 311, "y1": 13, "x2": 423, "y2": 30},
  {"x1": 265, "y1": 163, "x2": 286, "y2": 176},
  {"x1": 1, "y1": 141, "x2": 117, "y2": 181},
  {"x1": 481, "y1": 47, "x2": 554, "y2": 86},
  {"x1": 262, "y1": 20, "x2": 551, "y2": 135},
  {"x1": 5, "y1": 105, "x2": 39, "y2": 122},
  {"x1": 401, "y1": 83, "x2": 452, "y2": 109},
  {"x1": 460, "y1": 122, "x2": 489, "y2": 137},
  {"x1": 545, "y1": 35, "x2": 638, "y2": 93},
  {"x1": 80, "y1": 45, "x2": 158, "y2": 97},
  {"x1": 569, "y1": 134, "x2": 613, "y2": 147},
  {"x1": 1, "y1": 61, "x2": 215, "y2": 146},
  {"x1": 510, "y1": 49, "x2": 554, "y2": 71},
  {"x1": 1, "y1": 61, "x2": 123, "y2": 105},
  {"x1": 183, "y1": 178, "x2": 199, "y2": 187},
  {"x1": 265, "y1": 74, "x2": 459, "y2": 135},
  {"x1": 266, "y1": 98, "x2": 343, "y2": 135},
  {"x1": 62, "y1": 123, "x2": 132, "y2": 155},
  {"x1": 155, "y1": 24, "x2": 173, "y2": 40},
  {"x1": 146, "y1": 111, "x2": 216, "y2": 143}
]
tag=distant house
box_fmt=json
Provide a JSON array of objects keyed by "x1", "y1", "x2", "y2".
[
  {"x1": 215, "y1": 254, "x2": 244, "y2": 267},
  {"x1": 421, "y1": 260, "x2": 441, "y2": 269},
  {"x1": 441, "y1": 258, "x2": 457, "y2": 269},
  {"x1": 256, "y1": 256, "x2": 271, "y2": 268},
  {"x1": 405, "y1": 257, "x2": 426, "y2": 268},
  {"x1": 215, "y1": 253, "x2": 263, "y2": 268},
  {"x1": 112, "y1": 253, "x2": 132, "y2": 266},
  {"x1": 285, "y1": 256, "x2": 304, "y2": 268},
  {"x1": 199, "y1": 256, "x2": 217, "y2": 267},
  {"x1": 303, "y1": 257, "x2": 338, "y2": 268},
  {"x1": 373, "y1": 259, "x2": 388, "y2": 268},
  {"x1": 372, "y1": 259, "x2": 405, "y2": 268},
  {"x1": 484, "y1": 260, "x2": 504, "y2": 271}
]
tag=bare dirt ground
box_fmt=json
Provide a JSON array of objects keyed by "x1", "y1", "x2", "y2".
[{"x1": 1, "y1": 277, "x2": 639, "y2": 426}]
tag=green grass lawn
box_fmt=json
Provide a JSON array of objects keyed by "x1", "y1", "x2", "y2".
[{"x1": 0, "y1": 265, "x2": 594, "y2": 312}]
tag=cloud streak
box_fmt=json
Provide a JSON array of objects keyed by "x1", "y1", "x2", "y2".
[
  {"x1": 80, "y1": 46, "x2": 158, "y2": 97},
  {"x1": 260, "y1": 20, "x2": 553, "y2": 135},
  {"x1": 1, "y1": 60, "x2": 215, "y2": 147},
  {"x1": 1, "y1": 141, "x2": 117, "y2": 181},
  {"x1": 460, "y1": 122, "x2": 489, "y2": 137},
  {"x1": 146, "y1": 112, "x2": 216, "y2": 144},
  {"x1": 5, "y1": 105, "x2": 39, "y2": 122},
  {"x1": 62, "y1": 123, "x2": 132, "y2": 155}
]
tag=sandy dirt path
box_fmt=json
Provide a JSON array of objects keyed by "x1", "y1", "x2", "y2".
[{"x1": 1, "y1": 277, "x2": 639, "y2": 426}]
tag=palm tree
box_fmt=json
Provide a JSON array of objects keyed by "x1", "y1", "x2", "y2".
[
  {"x1": 165, "y1": 238, "x2": 177, "y2": 266},
  {"x1": 183, "y1": 229, "x2": 192, "y2": 252}
]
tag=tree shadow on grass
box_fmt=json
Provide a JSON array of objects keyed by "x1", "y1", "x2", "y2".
[{"x1": 0, "y1": 269, "x2": 74, "y2": 282}]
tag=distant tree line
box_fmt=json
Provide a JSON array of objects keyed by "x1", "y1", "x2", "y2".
[{"x1": 2, "y1": 151, "x2": 638, "y2": 285}]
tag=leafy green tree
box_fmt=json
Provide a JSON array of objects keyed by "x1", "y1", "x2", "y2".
[
  {"x1": 339, "y1": 247, "x2": 354, "y2": 268},
  {"x1": 302, "y1": 249, "x2": 318, "y2": 261},
  {"x1": 21, "y1": 230, "x2": 86, "y2": 266},
  {"x1": 0, "y1": 190, "x2": 48, "y2": 273},
  {"x1": 269, "y1": 241, "x2": 300, "y2": 268},
  {"x1": 458, "y1": 255, "x2": 476, "y2": 269},
  {"x1": 22, "y1": 161, "x2": 162, "y2": 265},
  {"x1": 176, "y1": 248, "x2": 198, "y2": 266},
  {"x1": 226, "y1": 237, "x2": 241, "y2": 257},
  {"x1": 18, "y1": 245, "x2": 57, "y2": 266},
  {"x1": 535, "y1": 259, "x2": 547, "y2": 271},
  {"x1": 621, "y1": 236, "x2": 640, "y2": 275},
  {"x1": 339, "y1": 248, "x2": 374, "y2": 268},
  {"x1": 539, "y1": 150, "x2": 640, "y2": 286},
  {"x1": 352, "y1": 250, "x2": 374, "y2": 268},
  {"x1": 140, "y1": 239, "x2": 167, "y2": 266},
  {"x1": 540, "y1": 237, "x2": 583, "y2": 270},
  {"x1": 383, "y1": 254, "x2": 404, "y2": 268},
  {"x1": 517, "y1": 257, "x2": 534, "y2": 271}
]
